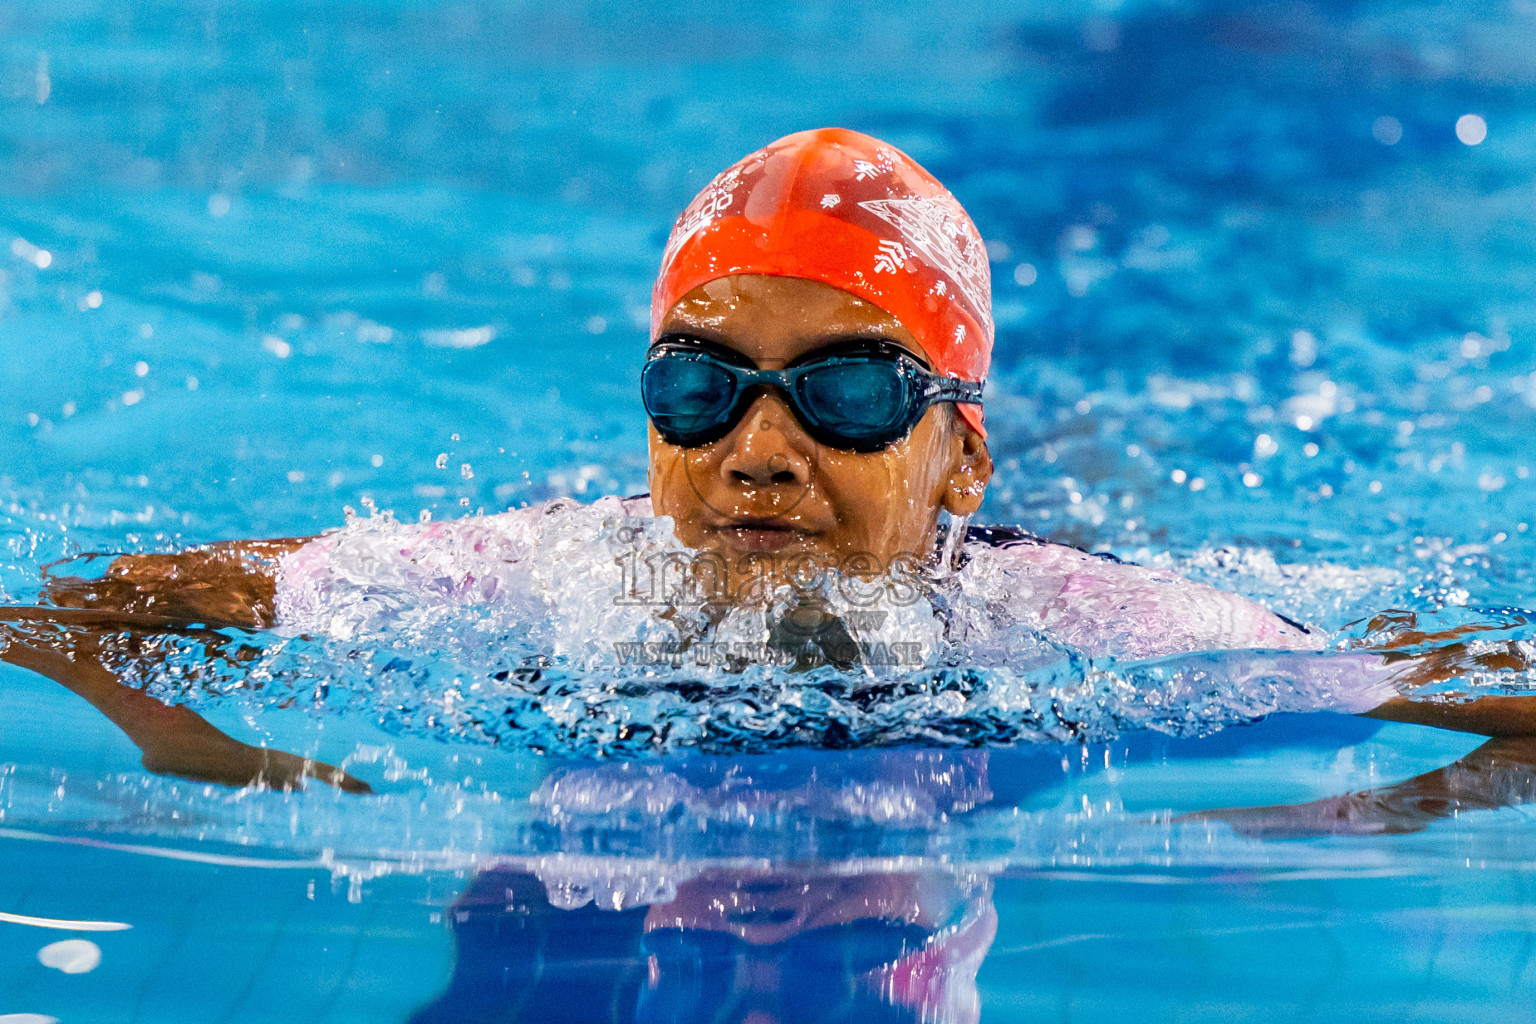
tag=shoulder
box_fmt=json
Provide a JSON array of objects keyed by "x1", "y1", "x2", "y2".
[
  {"x1": 961, "y1": 525, "x2": 1135, "y2": 575},
  {"x1": 620, "y1": 493, "x2": 654, "y2": 517},
  {"x1": 272, "y1": 495, "x2": 652, "y2": 632},
  {"x1": 962, "y1": 524, "x2": 1322, "y2": 656},
  {"x1": 271, "y1": 502, "x2": 558, "y2": 632}
]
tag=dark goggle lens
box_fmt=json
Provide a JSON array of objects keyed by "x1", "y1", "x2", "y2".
[
  {"x1": 797, "y1": 360, "x2": 911, "y2": 446},
  {"x1": 642, "y1": 357, "x2": 737, "y2": 442},
  {"x1": 788, "y1": 919, "x2": 929, "y2": 974},
  {"x1": 642, "y1": 919, "x2": 927, "y2": 973},
  {"x1": 637, "y1": 921, "x2": 933, "y2": 1024}
]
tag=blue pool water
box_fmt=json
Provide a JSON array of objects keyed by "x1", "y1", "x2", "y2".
[{"x1": 5, "y1": 0, "x2": 1536, "y2": 1020}]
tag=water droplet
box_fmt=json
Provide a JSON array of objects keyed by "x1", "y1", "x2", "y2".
[
  {"x1": 38, "y1": 939, "x2": 100, "y2": 974},
  {"x1": 1371, "y1": 115, "x2": 1403, "y2": 146}
]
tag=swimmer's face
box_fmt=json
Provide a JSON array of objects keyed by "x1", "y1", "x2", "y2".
[
  {"x1": 640, "y1": 868, "x2": 989, "y2": 1024},
  {"x1": 647, "y1": 275, "x2": 991, "y2": 578},
  {"x1": 644, "y1": 867, "x2": 968, "y2": 943}
]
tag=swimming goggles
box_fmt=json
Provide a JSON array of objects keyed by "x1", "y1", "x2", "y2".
[
  {"x1": 641, "y1": 338, "x2": 984, "y2": 453},
  {"x1": 635, "y1": 919, "x2": 931, "y2": 1024}
]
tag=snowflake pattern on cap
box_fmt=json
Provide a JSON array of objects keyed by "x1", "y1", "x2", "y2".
[{"x1": 859, "y1": 195, "x2": 992, "y2": 337}]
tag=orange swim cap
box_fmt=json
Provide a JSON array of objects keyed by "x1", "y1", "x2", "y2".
[{"x1": 652, "y1": 128, "x2": 992, "y2": 435}]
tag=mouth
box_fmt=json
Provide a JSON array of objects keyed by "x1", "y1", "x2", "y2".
[{"x1": 706, "y1": 518, "x2": 814, "y2": 553}]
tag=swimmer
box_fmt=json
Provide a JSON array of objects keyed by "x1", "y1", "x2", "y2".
[
  {"x1": 4, "y1": 127, "x2": 1536, "y2": 790},
  {"x1": 11, "y1": 127, "x2": 1536, "y2": 1024}
]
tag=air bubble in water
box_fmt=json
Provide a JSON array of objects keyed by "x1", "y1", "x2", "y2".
[
  {"x1": 450, "y1": 433, "x2": 460, "y2": 442},
  {"x1": 460, "y1": 463, "x2": 473, "y2": 480},
  {"x1": 435, "y1": 453, "x2": 449, "y2": 469}
]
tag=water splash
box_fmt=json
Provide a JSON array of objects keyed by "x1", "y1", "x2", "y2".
[{"x1": 31, "y1": 500, "x2": 1442, "y2": 759}]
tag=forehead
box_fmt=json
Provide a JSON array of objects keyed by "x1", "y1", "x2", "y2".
[{"x1": 656, "y1": 274, "x2": 927, "y2": 366}]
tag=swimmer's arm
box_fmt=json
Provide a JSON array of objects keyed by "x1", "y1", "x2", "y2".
[
  {"x1": 1186, "y1": 735, "x2": 1536, "y2": 838},
  {"x1": 41, "y1": 536, "x2": 314, "y2": 629},
  {"x1": 1353, "y1": 617, "x2": 1536, "y2": 736},
  {"x1": 1042, "y1": 553, "x2": 1536, "y2": 732},
  {"x1": 1362, "y1": 697, "x2": 1536, "y2": 737},
  {"x1": 0, "y1": 607, "x2": 368, "y2": 792}
]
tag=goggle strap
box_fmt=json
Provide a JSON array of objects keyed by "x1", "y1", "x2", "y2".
[{"x1": 921, "y1": 376, "x2": 985, "y2": 404}]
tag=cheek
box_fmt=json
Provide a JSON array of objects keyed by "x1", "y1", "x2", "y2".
[
  {"x1": 881, "y1": 416, "x2": 954, "y2": 503},
  {"x1": 647, "y1": 437, "x2": 695, "y2": 516},
  {"x1": 815, "y1": 442, "x2": 943, "y2": 544}
]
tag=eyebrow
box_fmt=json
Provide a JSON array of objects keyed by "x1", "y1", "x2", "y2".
[{"x1": 650, "y1": 331, "x2": 754, "y2": 365}]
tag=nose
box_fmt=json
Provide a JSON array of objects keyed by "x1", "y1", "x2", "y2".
[{"x1": 717, "y1": 392, "x2": 815, "y2": 489}]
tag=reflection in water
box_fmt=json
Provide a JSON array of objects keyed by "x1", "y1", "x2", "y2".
[
  {"x1": 411, "y1": 866, "x2": 994, "y2": 1024},
  {"x1": 9, "y1": 604, "x2": 1536, "y2": 1021},
  {"x1": 412, "y1": 752, "x2": 998, "y2": 1023},
  {"x1": 409, "y1": 870, "x2": 646, "y2": 1024}
]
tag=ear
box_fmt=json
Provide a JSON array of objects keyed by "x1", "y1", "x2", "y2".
[{"x1": 940, "y1": 422, "x2": 992, "y2": 517}]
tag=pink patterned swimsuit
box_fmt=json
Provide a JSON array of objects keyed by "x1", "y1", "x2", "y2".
[{"x1": 274, "y1": 496, "x2": 1401, "y2": 714}]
